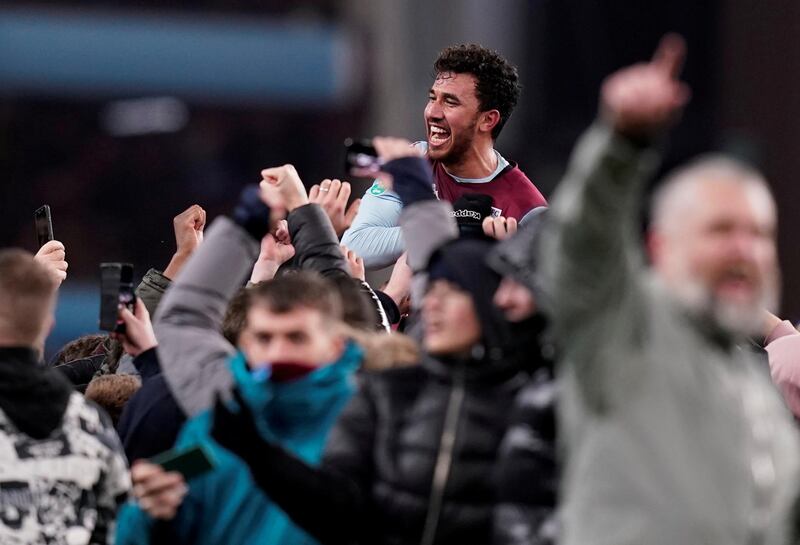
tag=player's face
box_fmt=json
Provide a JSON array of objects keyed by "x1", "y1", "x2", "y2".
[{"x1": 424, "y1": 72, "x2": 482, "y2": 165}]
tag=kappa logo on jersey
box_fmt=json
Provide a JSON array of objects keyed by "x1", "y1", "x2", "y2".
[
  {"x1": 369, "y1": 181, "x2": 386, "y2": 196},
  {"x1": 451, "y1": 209, "x2": 482, "y2": 220}
]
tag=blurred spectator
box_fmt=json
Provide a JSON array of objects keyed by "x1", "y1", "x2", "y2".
[
  {"x1": 0, "y1": 248, "x2": 129, "y2": 544},
  {"x1": 487, "y1": 210, "x2": 557, "y2": 545},
  {"x1": 186, "y1": 149, "x2": 537, "y2": 545},
  {"x1": 51, "y1": 333, "x2": 124, "y2": 393},
  {"x1": 541, "y1": 35, "x2": 800, "y2": 545},
  {"x1": 387, "y1": 139, "x2": 558, "y2": 545},
  {"x1": 762, "y1": 311, "x2": 800, "y2": 419},
  {"x1": 115, "y1": 178, "x2": 365, "y2": 544},
  {"x1": 85, "y1": 374, "x2": 142, "y2": 426}
]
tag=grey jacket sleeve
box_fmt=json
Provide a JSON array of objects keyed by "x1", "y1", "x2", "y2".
[
  {"x1": 399, "y1": 199, "x2": 458, "y2": 273},
  {"x1": 399, "y1": 200, "x2": 459, "y2": 311},
  {"x1": 288, "y1": 203, "x2": 349, "y2": 279},
  {"x1": 540, "y1": 123, "x2": 659, "y2": 368},
  {"x1": 154, "y1": 216, "x2": 259, "y2": 417},
  {"x1": 135, "y1": 269, "x2": 171, "y2": 316}
]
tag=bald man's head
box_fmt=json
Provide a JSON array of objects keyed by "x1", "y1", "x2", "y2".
[{"x1": 648, "y1": 156, "x2": 779, "y2": 336}]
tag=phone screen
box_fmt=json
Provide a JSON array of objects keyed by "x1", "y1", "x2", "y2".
[
  {"x1": 150, "y1": 445, "x2": 216, "y2": 481},
  {"x1": 344, "y1": 138, "x2": 383, "y2": 176},
  {"x1": 99, "y1": 263, "x2": 136, "y2": 332},
  {"x1": 34, "y1": 205, "x2": 54, "y2": 248}
]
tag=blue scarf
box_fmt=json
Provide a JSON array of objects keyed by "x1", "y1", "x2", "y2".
[{"x1": 229, "y1": 340, "x2": 363, "y2": 461}]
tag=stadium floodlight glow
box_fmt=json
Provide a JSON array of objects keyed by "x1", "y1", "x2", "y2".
[{"x1": 101, "y1": 96, "x2": 189, "y2": 137}]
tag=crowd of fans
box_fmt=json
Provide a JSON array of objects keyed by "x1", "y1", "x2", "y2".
[{"x1": 2, "y1": 34, "x2": 800, "y2": 545}]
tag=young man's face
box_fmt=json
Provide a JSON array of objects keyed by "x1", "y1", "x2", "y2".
[
  {"x1": 424, "y1": 72, "x2": 482, "y2": 165},
  {"x1": 238, "y1": 305, "x2": 343, "y2": 369},
  {"x1": 421, "y1": 279, "x2": 482, "y2": 356}
]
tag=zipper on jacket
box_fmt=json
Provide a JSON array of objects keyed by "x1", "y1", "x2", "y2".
[
  {"x1": 420, "y1": 371, "x2": 465, "y2": 545},
  {"x1": 739, "y1": 370, "x2": 776, "y2": 545}
]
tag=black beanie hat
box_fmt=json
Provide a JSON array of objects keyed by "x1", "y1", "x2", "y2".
[{"x1": 426, "y1": 238, "x2": 511, "y2": 360}]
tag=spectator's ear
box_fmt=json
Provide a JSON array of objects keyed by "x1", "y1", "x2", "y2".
[
  {"x1": 645, "y1": 230, "x2": 663, "y2": 266},
  {"x1": 327, "y1": 325, "x2": 348, "y2": 361},
  {"x1": 330, "y1": 333, "x2": 346, "y2": 361}
]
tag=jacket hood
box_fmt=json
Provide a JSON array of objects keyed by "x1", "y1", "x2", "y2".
[
  {"x1": 0, "y1": 347, "x2": 74, "y2": 439},
  {"x1": 487, "y1": 206, "x2": 548, "y2": 297}
]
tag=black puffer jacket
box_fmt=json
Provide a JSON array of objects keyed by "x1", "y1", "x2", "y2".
[
  {"x1": 492, "y1": 354, "x2": 557, "y2": 545},
  {"x1": 323, "y1": 353, "x2": 528, "y2": 545},
  {"x1": 488, "y1": 213, "x2": 558, "y2": 545},
  {"x1": 323, "y1": 238, "x2": 531, "y2": 545},
  {"x1": 207, "y1": 238, "x2": 532, "y2": 545}
]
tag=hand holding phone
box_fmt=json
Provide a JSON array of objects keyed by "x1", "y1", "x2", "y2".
[
  {"x1": 149, "y1": 444, "x2": 216, "y2": 481},
  {"x1": 116, "y1": 298, "x2": 158, "y2": 357},
  {"x1": 99, "y1": 263, "x2": 136, "y2": 333},
  {"x1": 344, "y1": 138, "x2": 383, "y2": 178},
  {"x1": 344, "y1": 137, "x2": 423, "y2": 186},
  {"x1": 130, "y1": 461, "x2": 188, "y2": 521}
]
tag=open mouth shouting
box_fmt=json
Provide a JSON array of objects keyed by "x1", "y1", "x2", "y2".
[
  {"x1": 428, "y1": 124, "x2": 451, "y2": 148},
  {"x1": 713, "y1": 264, "x2": 760, "y2": 302}
]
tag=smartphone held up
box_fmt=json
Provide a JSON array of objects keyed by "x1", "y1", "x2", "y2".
[
  {"x1": 34, "y1": 205, "x2": 54, "y2": 248},
  {"x1": 344, "y1": 138, "x2": 383, "y2": 178},
  {"x1": 99, "y1": 263, "x2": 136, "y2": 334}
]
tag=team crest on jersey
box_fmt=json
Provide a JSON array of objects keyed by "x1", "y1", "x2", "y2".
[
  {"x1": 491, "y1": 207, "x2": 503, "y2": 217},
  {"x1": 369, "y1": 181, "x2": 386, "y2": 196}
]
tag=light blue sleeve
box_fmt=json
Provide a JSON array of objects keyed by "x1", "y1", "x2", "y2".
[{"x1": 341, "y1": 181, "x2": 406, "y2": 270}]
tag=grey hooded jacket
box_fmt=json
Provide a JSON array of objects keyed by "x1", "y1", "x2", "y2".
[
  {"x1": 154, "y1": 204, "x2": 351, "y2": 417},
  {"x1": 541, "y1": 123, "x2": 800, "y2": 545}
]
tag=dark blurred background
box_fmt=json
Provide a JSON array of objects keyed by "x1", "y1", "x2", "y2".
[{"x1": 1, "y1": 0, "x2": 798, "y2": 355}]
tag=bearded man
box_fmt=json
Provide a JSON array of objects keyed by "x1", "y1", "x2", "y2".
[{"x1": 342, "y1": 43, "x2": 547, "y2": 268}]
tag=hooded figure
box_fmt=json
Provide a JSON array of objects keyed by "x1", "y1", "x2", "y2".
[{"x1": 486, "y1": 210, "x2": 559, "y2": 545}]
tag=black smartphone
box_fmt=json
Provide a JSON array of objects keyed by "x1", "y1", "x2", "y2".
[
  {"x1": 149, "y1": 445, "x2": 216, "y2": 481},
  {"x1": 99, "y1": 263, "x2": 136, "y2": 333},
  {"x1": 344, "y1": 138, "x2": 383, "y2": 176},
  {"x1": 34, "y1": 205, "x2": 54, "y2": 248}
]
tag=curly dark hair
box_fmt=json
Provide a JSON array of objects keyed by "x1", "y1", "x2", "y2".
[{"x1": 433, "y1": 44, "x2": 521, "y2": 139}]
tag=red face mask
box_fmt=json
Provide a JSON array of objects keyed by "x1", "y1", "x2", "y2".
[{"x1": 268, "y1": 361, "x2": 317, "y2": 383}]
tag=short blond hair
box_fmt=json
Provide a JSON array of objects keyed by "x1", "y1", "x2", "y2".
[{"x1": 0, "y1": 249, "x2": 56, "y2": 344}]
